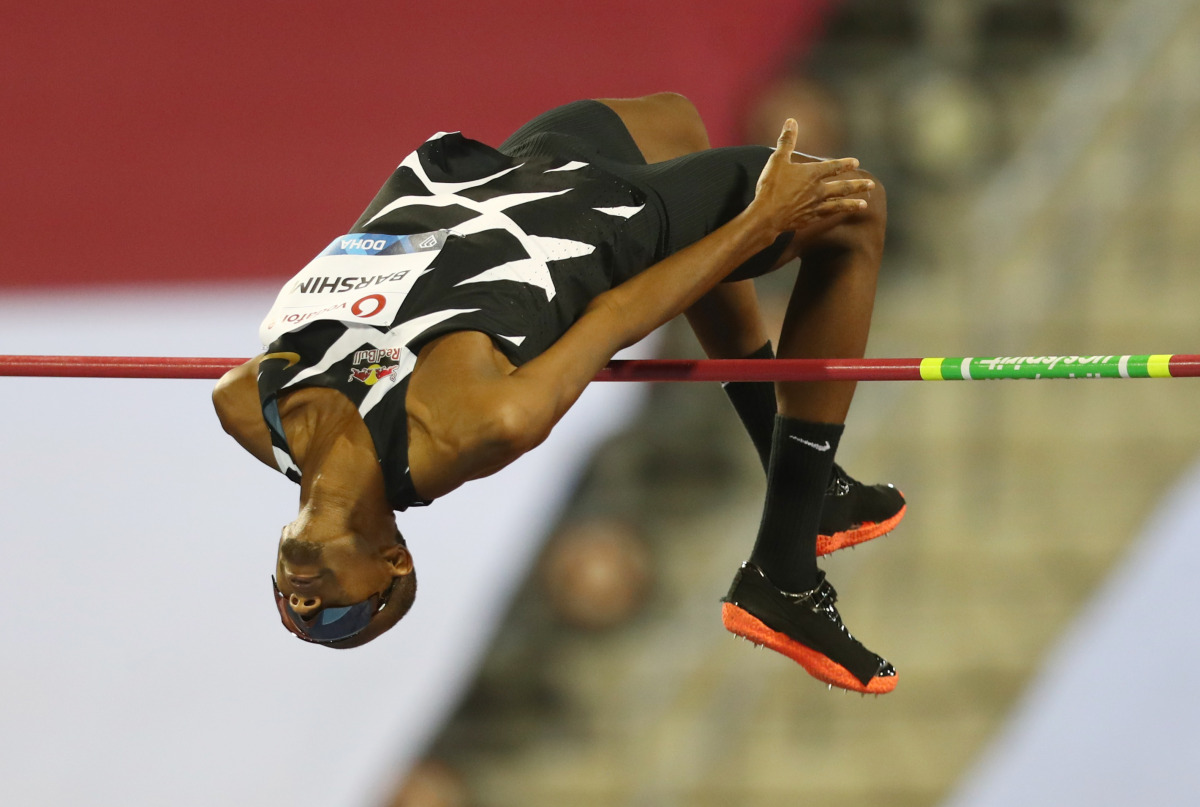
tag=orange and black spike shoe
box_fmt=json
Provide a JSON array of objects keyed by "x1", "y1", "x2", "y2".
[
  {"x1": 817, "y1": 463, "x2": 906, "y2": 556},
  {"x1": 721, "y1": 562, "x2": 898, "y2": 694}
]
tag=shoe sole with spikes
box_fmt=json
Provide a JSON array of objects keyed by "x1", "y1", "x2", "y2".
[{"x1": 817, "y1": 502, "x2": 906, "y2": 556}]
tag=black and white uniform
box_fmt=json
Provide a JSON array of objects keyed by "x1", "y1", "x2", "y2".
[{"x1": 257, "y1": 101, "x2": 786, "y2": 510}]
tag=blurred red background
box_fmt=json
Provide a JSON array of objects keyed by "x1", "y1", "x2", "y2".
[{"x1": 0, "y1": 0, "x2": 836, "y2": 289}]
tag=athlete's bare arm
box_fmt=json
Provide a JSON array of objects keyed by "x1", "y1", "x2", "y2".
[
  {"x1": 213, "y1": 355, "x2": 276, "y2": 468},
  {"x1": 406, "y1": 123, "x2": 873, "y2": 497}
]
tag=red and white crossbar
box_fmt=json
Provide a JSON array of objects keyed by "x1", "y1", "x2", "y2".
[{"x1": 1, "y1": 354, "x2": 1197, "y2": 382}]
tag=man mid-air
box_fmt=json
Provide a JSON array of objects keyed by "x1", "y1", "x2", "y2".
[{"x1": 213, "y1": 93, "x2": 905, "y2": 694}]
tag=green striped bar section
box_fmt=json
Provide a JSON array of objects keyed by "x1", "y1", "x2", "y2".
[{"x1": 919, "y1": 354, "x2": 1176, "y2": 381}]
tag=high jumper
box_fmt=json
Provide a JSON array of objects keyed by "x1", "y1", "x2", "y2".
[{"x1": 210, "y1": 93, "x2": 905, "y2": 694}]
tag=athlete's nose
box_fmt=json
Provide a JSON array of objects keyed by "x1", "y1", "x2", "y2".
[{"x1": 288, "y1": 592, "x2": 322, "y2": 617}]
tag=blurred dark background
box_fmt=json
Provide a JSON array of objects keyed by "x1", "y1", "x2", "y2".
[{"x1": 3, "y1": 2, "x2": 1199, "y2": 806}]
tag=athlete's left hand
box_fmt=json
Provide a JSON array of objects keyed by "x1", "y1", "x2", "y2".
[{"x1": 748, "y1": 119, "x2": 874, "y2": 236}]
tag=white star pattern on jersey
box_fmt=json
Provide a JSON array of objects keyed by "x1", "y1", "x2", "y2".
[
  {"x1": 453, "y1": 256, "x2": 558, "y2": 299},
  {"x1": 592, "y1": 204, "x2": 645, "y2": 219},
  {"x1": 286, "y1": 308, "x2": 479, "y2": 420},
  {"x1": 544, "y1": 160, "x2": 588, "y2": 172},
  {"x1": 259, "y1": 128, "x2": 656, "y2": 505},
  {"x1": 363, "y1": 133, "x2": 599, "y2": 303},
  {"x1": 273, "y1": 446, "x2": 299, "y2": 478}
]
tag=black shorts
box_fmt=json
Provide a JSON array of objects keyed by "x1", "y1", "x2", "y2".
[{"x1": 499, "y1": 100, "x2": 790, "y2": 280}]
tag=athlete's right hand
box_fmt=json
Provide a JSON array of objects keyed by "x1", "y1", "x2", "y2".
[{"x1": 749, "y1": 119, "x2": 874, "y2": 235}]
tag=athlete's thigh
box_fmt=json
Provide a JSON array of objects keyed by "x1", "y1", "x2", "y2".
[
  {"x1": 628, "y1": 146, "x2": 769, "y2": 249},
  {"x1": 627, "y1": 144, "x2": 793, "y2": 279},
  {"x1": 595, "y1": 92, "x2": 709, "y2": 163}
]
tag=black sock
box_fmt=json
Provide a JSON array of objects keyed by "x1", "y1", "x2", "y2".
[
  {"x1": 721, "y1": 341, "x2": 776, "y2": 473},
  {"x1": 749, "y1": 416, "x2": 844, "y2": 592}
]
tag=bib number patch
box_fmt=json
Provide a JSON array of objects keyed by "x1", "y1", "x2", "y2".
[{"x1": 259, "y1": 230, "x2": 447, "y2": 342}]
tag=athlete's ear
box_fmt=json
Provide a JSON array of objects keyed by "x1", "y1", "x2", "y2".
[{"x1": 382, "y1": 543, "x2": 414, "y2": 576}]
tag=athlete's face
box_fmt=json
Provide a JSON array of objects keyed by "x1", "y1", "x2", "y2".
[{"x1": 274, "y1": 526, "x2": 412, "y2": 619}]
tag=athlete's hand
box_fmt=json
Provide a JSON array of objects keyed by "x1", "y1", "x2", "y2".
[{"x1": 749, "y1": 119, "x2": 874, "y2": 235}]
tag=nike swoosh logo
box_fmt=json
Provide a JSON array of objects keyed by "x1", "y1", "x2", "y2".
[
  {"x1": 789, "y1": 436, "x2": 831, "y2": 451},
  {"x1": 262, "y1": 351, "x2": 301, "y2": 369}
]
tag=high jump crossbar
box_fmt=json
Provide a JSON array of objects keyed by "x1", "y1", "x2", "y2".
[{"x1": 0, "y1": 354, "x2": 1197, "y2": 382}]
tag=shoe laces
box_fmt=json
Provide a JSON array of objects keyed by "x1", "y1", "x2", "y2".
[
  {"x1": 781, "y1": 572, "x2": 839, "y2": 613},
  {"x1": 827, "y1": 463, "x2": 855, "y2": 497}
]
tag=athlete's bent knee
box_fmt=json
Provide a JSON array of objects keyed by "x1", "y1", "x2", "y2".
[{"x1": 794, "y1": 167, "x2": 887, "y2": 265}]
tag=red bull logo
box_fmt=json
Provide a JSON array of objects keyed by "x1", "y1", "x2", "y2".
[{"x1": 349, "y1": 359, "x2": 402, "y2": 387}]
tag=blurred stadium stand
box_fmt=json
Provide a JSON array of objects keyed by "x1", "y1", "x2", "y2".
[
  {"x1": 3, "y1": 0, "x2": 1198, "y2": 805},
  {"x1": 392, "y1": 1, "x2": 1200, "y2": 805}
]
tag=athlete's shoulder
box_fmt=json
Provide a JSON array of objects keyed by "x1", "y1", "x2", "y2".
[{"x1": 212, "y1": 355, "x2": 277, "y2": 469}]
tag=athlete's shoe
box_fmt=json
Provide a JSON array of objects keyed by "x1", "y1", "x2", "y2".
[
  {"x1": 721, "y1": 562, "x2": 897, "y2": 694},
  {"x1": 817, "y1": 463, "x2": 906, "y2": 556}
]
